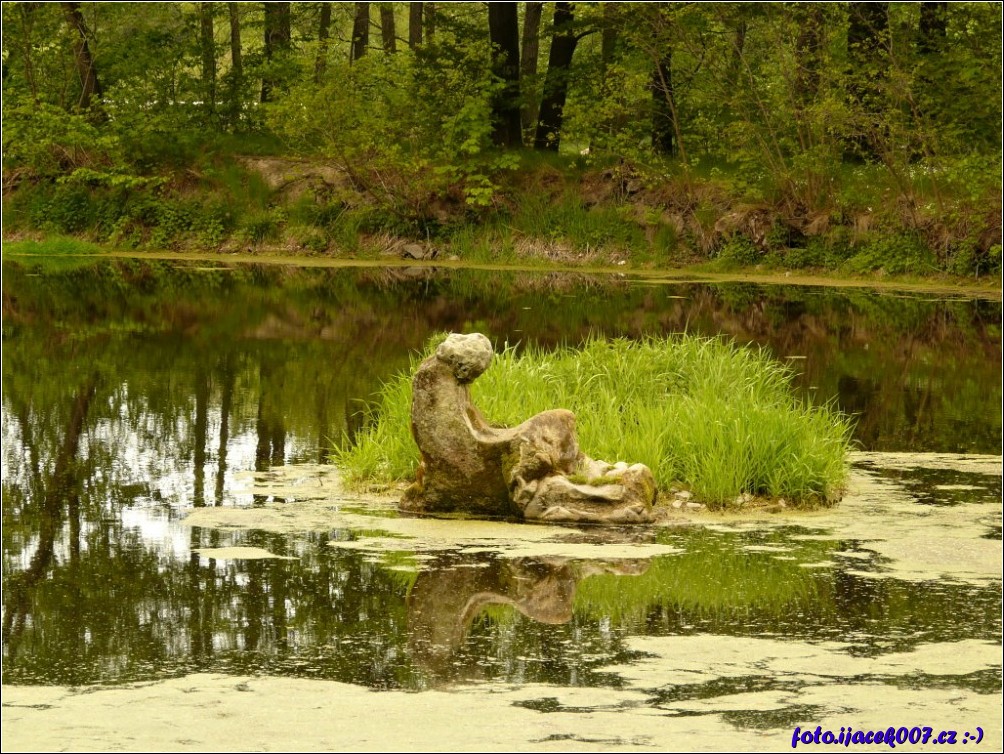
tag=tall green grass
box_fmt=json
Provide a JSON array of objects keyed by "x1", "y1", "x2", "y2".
[
  {"x1": 335, "y1": 335, "x2": 853, "y2": 510},
  {"x1": 2, "y1": 236, "x2": 107, "y2": 271},
  {"x1": 3, "y1": 236, "x2": 103, "y2": 256}
]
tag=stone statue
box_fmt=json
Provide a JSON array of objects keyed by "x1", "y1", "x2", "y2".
[{"x1": 400, "y1": 333, "x2": 656, "y2": 523}]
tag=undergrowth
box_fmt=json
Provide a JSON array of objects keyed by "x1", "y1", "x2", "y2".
[
  {"x1": 3, "y1": 151, "x2": 999, "y2": 278},
  {"x1": 334, "y1": 335, "x2": 854, "y2": 511}
]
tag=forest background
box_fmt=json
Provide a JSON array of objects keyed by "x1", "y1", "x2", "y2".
[{"x1": 2, "y1": 2, "x2": 1001, "y2": 278}]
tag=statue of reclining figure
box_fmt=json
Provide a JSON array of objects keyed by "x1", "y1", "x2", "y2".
[{"x1": 401, "y1": 333, "x2": 656, "y2": 523}]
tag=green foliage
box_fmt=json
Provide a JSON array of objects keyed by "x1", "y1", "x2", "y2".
[
  {"x1": 715, "y1": 236, "x2": 760, "y2": 268},
  {"x1": 2, "y1": 102, "x2": 117, "y2": 183},
  {"x1": 3, "y1": 236, "x2": 103, "y2": 257},
  {"x1": 242, "y1": 209, "x2": 285, "y2": 246},
  {"x1": 336, "y1": 335, "x2": 853, "y2": 509},
  {"x1": 1, "y1": 3, "x2": 998, "y2": 275},
  {"x1": 511, "y1": 193, "x2": 644, "y2": 251},
  {"x1": 781, "y1": 237, "x2": 852, "y2": 270},
  {"x1": 843, "y1": 233, "x2": 937, "y2": 275}
]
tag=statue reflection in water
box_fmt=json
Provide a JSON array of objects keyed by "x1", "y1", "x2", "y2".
[{"x1": 406, "y1": 552, "x2": 649, "y2": 680}]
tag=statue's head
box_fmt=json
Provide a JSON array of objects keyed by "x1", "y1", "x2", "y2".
[{"x1": 436, "y1": 332, "x2": 493, "y2": 383}]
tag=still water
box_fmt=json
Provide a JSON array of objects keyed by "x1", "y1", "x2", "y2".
[{"x1": 2, "y1": 259, "x2": 1001, "y2": 747}]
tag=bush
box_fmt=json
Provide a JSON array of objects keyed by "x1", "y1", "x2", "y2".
[
  {"x1": 335, "y1": 335, "x2": 853, "y2": 510},
  {"x1": 843, "y1": 233, "x2": 937, "y2": 275},
  {"x1": 242, "y1": 209, "x2": 285, "y2": 245},
  {"x1": 715, "y1": 235, "x2": 760, "y2": 267}
]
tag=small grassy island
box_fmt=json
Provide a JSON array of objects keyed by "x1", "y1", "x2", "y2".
[{"x1": 337, "y1": 335, "x2": 854, "y2": 511}]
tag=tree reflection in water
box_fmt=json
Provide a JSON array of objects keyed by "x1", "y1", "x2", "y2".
[{"x1": 2, "y1": 259, "x2": 1000, "y2": 690}]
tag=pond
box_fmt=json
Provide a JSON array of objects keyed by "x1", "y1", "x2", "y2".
[{"x1": 2, "y1": 258, "x2": 1001, "y2": 751}]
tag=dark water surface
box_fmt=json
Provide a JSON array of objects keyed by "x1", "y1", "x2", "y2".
[{"x1": 3, "y1": 259, "x2": 1001, "y2": 692}]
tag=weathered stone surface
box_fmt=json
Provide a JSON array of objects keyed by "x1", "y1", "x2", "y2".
[
  {"x1": 401, "y1": 333, "x2": 656, "y2": 523},
  {"x1": 401, "y1": 243, "x2": 437, "y2": 260}
]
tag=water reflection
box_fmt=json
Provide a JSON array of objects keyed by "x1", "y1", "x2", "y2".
[
  {"x1": 2, "y1": 259, "x2": 1001, "y2": 694},
  {"x1": 4, "y1": 512, "x2": 1000, "y2": 690},
  {"x1": 407, "y1": 555, "x2": 648, "y2": 680}
]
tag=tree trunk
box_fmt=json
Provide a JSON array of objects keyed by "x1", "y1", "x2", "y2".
[
  {"x1": 424, "y1": 2, "x2": 436, "y2": 42},
  {"x1": 227, "y1": 3, "x2": 243, "y2": 125},
  {"x1": 846, "y1": 2, "x2": 889, "y2": 160},
  {"x1": 533, "y1": 2, "x2": 578, "y2": 152},
  {"x1": 380, "y1": 3, "x2": 397, "y2": 53},
  {"x1": 198, "y1": 3, "x2": 217, "y2": 119},
  {"x1": 727, "y1": 18, "x2": 747, "y2": 90},
  {"x1": 61, "y1": 2, "x2": 102, "y2": 113},
  {"x1": 597, "y1": 1, "x2": 621, "y2": 143},
  {"x1": 18, "y1": 4, "x2": 39, "y2": 102},
  {"x1": 351, "y1": 2, "x2": 370, "y2": 62},
  {"x1": 918, "y1": 1, "x2": 948, "y2": 54},
  {"x1": 600, "y1": 2, "x2": 619, "y2": 79},
  {"x1": 260, "y1": 1, "x2": 291, "y2": 102},
  {"x1": 315, "y1": 1, "x2": 332, "y2": 81},
  {"x1": 488, "y1": 3, "x2": 522, "y2": 148},
  {"x1": 519, "y1": 2, "x2": 543, "y2": 134},
  {"x1": 651, "y1": 50, "x2": 675, "y2": 156},
  {"x1": 794, "y1": 3, "x2": 823, "y2": 105},
  {"x1": 409, "y1": 2, "x2": 423, "y2": 49},
  {"x1": 848, "y1": 2, "x2": 889, "y2": 61}
]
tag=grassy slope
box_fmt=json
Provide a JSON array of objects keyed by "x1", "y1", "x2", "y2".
[{"x1": 3, "y1": 148, "x2": 1000, "y2": 288}]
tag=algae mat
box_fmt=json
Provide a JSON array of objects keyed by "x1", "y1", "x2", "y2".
[
  {"x1": 181, "y1": 452, "x2": 1002, "y2": 585},
  {"x1": 4, "y1": 663, "x2": 1000, "y2": 752},
  {"x1": 4, "y1": 451, "x2": 1000, "y2": 752}
]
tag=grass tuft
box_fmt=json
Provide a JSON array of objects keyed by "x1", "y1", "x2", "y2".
[
  {"x1": 335, "y1": 335, "x2": 854, "y2": 511},
  {"x1": 3, "y1": 235, "x2": 104, "y2": 256}
]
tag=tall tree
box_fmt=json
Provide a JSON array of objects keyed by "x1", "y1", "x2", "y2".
[
  {"x1": 846, "y1": 1, "x2": 889, "y2": 160},
  {"x1": 650, "y1": 49, "x2": 675, "y2": 156},
  {"x1": 424, "y1": 2, "x2": 436, "y2": 42},
  {"x1": 726, "y1": 16, "x2": 747, "y2": 90},
  {"x1": 793, "y1": 3, "x2": 824, "y2": 105},
  {"x1": 380, "y1": 3, "x2": 397, "y2": 53},
  {"x1": 315, "y1": 2, "x2": 332, "y2": 80},
  {"x1": 488, "y1": 3, "x2": 522, "y2": 148},
  {"x1": 198, "y1": 3, "x2": 217, "y2": 120},
  {"x1": 227, "y1": 3, "x2": 244, "y2": 126},
  {"x1": 15, "y1": 3, "x2": 39, "y2": 103},
  {"x1": 533, "y1": 2, "x2": 578, "y2": 151},
  {"x1": 260, "y1": 1, "x2": 291, "y2": 102},
  {"x1": 519, "y1": 2, "x2": 543, "y2": 134},
  {"x1": 596, "y1": 1, "x2": 623, "y2": 140},
  {"x1": 641, "y1": 4, "x2": 681, "y2": 158},
  {"x1": 351, "y1": 2, "x2": 370, "y2": 62},
  {"x1": 918, "y1": 1, "x2": 948, "y2": 54},
  {"x1": 600, "y1": 2, "x2": 619, "y2": 80},
  {"x1": 409, "y1": 2, "x2": 423, "y2": 49},
  {"x1": 61, "y1": 2, "x2": 102, "y2": 113}
]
